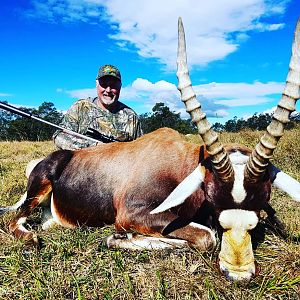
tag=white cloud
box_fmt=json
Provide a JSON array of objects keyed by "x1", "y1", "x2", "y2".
[
  {"x1": 242, "y1": 105, "x2": 277, "y2": 120},
  {"x1": 249, "y1": 22, "x2": 285, "y2": 31},
  {"x1": 0, "y1": 93, "x2": 12, "y2": 97},
  {"x1": 262, "y1": 106, "x2": 277, "y2": 115},
  {"x1": 65, "y1": 88, "x2": 96, "y2": 99},
  {"x1": 215, "y1": 97, "x2": 271, "y2": 106},
  {"x1": 26, "y1": 0, "x2": 290, "y2": 69},
  {"x1": 131, "y1": 78, "x2": 176, "y2": 91},
  {"x1": 63, "y1": 78, "x2": 284, "y2": 118},
  {"x1": 194, "y1": 81, "x2": 284, "y2": 104},
  {"x1": 213, "y1": 109, "x2": 230, "y2": 118}
]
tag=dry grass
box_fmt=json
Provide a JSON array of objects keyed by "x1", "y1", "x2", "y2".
[{"x1": 0, "y1": 127, "x2": 300, "y2": 300}]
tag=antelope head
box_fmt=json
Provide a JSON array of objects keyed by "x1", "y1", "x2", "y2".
[{"x1": 152, "y1": 17, "x2": 300, "y2": 282}]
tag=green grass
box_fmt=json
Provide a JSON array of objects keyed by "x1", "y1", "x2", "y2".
[{"x1": 0, "y1": 128, "x2": 300, "y2": 299}]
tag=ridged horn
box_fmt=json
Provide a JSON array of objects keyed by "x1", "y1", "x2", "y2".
[
  {"x1": 245, "y1": 17, "x2": 300, "y2": 183},
  {"x1": 176, "y1": 17, "x2": 234, "y2": 183}
]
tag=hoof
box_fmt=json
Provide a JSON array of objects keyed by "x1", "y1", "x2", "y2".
[
  {"x1": 23, "y1": 234, "x2": 41, "y2": 253},
  {"x1": 106, "y1": 233, "x2": 132, "y2": 248}
]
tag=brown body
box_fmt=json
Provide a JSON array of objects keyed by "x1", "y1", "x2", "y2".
[
  {"x1": 8, "y1": 127, "x2": 275, "y2": 251},
  {"x1": 9, "y1": 128, "x2": 218, "y2": 249}
]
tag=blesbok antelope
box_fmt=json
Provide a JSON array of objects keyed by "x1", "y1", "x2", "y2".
[{"x1": 1, "y1": 18, "x2": 300, "y2": 283}]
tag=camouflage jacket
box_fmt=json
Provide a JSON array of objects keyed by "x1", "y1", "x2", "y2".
[{"x1": 53, "y1": 97, "x2": 143, "y2": 150}]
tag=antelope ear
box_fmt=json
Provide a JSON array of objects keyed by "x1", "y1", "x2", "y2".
[
  {"x1": 150, "y1": 165, "x2": 205, "y2": 214},
  {"x1": 269, "y1": 164, "x2": 300, "y2": 202}
]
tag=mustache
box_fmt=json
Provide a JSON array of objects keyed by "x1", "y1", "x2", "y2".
[{"x1": 103, "y1": 92, "x2": 114, "y2": 97}]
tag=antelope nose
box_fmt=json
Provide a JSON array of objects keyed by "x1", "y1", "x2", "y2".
[{"x1": 219, "y1": 260, "x2": 257, "y2": 283}]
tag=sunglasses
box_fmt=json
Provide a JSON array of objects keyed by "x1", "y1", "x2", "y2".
[{"x1": 98, "y1": 77, "x2": 121, "y2": 90}]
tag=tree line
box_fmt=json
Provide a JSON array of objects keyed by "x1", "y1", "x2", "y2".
[
  {"x1": 0, "y1": 101, "x2": 63, "y2": 141},
  {"x1": 0, "y1": 101, "x2": 298, "y2": 141},
  {"x1": 213, "y1": 112, "x2": 298, "y2": 132}
]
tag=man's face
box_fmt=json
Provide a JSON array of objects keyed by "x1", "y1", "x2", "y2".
[{"x1": 96, "y1": 76, "x2": 122, "y2": 109}]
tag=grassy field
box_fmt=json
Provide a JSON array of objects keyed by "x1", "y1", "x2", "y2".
[{"x1": 0, "y1": 127, "x2": 300, "y2": 300}]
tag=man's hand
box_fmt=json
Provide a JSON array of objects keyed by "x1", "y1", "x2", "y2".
[{"x1": 86, "y1": 128, "x2": 119, "y2": 143}]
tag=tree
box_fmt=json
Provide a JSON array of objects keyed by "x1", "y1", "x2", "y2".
[
  {"x1": 222, "y1": 113, "x2": 277, "y2": 132},
  {"x1": 245, "y1": 113, "x2": 272, "y2": 130},
  {"x1": 212, "y1": 122, "x2": 224, "y2": 132},
  {"x1": 0, "y1": 102, "x2": 63, "y2": 141},
  {"x1": 31, "y1": 102, "x2": 63, "y2": 140},
  {"x1": 140, "y1": 102, "x2": 197, "y2": 134},
  {"x1": 0, "y1": 102, "x2": 14, "y2": 140},
  {"x1": 224, "y1": 116, "x2": 239, "y2": 132}
]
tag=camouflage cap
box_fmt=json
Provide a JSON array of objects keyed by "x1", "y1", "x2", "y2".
[{"x1": 96, "y1": 65, "x2": 121, "y2": 81}]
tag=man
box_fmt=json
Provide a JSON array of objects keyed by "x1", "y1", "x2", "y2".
[{"x1": 53, "y1": 65, "x2": 142, "y2": 150}]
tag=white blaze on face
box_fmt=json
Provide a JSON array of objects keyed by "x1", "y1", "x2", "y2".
[
  {"x1": 219, "y1": 209, "x2": 258, "y2": 231},
  {"x1": 229, "y1": 152, "x2": 248, "y2": 204},
  {"x1": 218, "y1": 209, "x2": 258, "y2": 282}
]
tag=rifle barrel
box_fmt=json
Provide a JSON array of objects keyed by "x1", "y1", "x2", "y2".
[{"x1": 0, "y1": 101, "x2": 100, "y2": 143}]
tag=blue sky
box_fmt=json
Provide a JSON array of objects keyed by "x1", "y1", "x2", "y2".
[{"x1": 1, "y1": 0, "x2": 300, "y2": 124}]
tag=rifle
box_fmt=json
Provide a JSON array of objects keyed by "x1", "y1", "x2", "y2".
[{"x1": 0, "y1": 101, "x2": 119, "y2": 143}]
